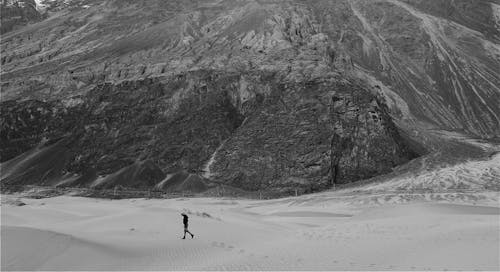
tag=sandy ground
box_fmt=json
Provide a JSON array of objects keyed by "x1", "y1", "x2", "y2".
[{"x1": 1, "y1": 193, "x2": 499, "y2": 271}]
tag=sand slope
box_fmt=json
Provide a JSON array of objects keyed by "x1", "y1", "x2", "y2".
[{"x1": 1, "y1": 194, "x2": 499, "y2": 271}]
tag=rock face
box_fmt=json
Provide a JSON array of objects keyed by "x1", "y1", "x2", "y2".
[
  {"x1": 0, "y1": 70, "x2": 417, "y2": 192},
  {"x1": 345, "y1": 0, "x2": 500, "y2": 138},
  {"x1": 0, "y1": 0, "x2": 41, "y2": 33},
  {"x1": 2, "y1": 0, "x2": 498, "y2": 137},
  {"x1": 1, "y1": 0, "x2": 498, "y2": 193},
  {"x1": 1, "y1": 71, "x2": 245, "y2": 190},
  {"x1": 209, "y1": 77, "x2": 417, "y2": 193}
]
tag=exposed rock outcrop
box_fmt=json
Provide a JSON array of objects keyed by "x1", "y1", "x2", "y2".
[
  {"x1": 2, "y1": 0, "x2": 498, "y2": 138},
  {"x1": 210, "y1": 78, "x2": 417, "y2": 193},
  {"x1": 1, "y1": 0, "x2": 498, "y2": 194},
  {"x1": 0, "y1": 0, "x2": 41, "y2": 33},
  {"x1": 1, "y1": 70, "x2": 419, "y2": 193}
]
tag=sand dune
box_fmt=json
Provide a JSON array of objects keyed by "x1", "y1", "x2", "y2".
[
  {"x1": 2, "y1": 194, "x2": 499, "y2": 271},
  {"x1": 1, "y1": 226, "x2": 132, "y2": 271}
]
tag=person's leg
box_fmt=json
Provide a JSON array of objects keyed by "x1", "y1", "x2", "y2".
[
  {"x1": 187, "y1": 229, "x2": 194, "y2": 238},
  {"x1": 183, "y1": 229, "x2": 187, "y2": 239}
]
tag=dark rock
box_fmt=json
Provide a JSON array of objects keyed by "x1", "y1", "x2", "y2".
[
  {"x1": 0, "y1": 70, "x2": 419, "y2": 193},
  {"x1": 210, "y1": 78, "x2": 418, "y2": 191},
  {"x1": 13, "y1": 199, "x2": 26, "y2": 206},
  {"x1": 92, "y1": 160, "x2": 165, "y2": 190},
  {"x1": 0, "y1": 137, "x2": 73, "y2": 186}
]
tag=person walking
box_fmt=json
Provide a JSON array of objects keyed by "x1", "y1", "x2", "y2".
[{"x1": 181, "y1": 213, "x2": 194, "y2": 239}]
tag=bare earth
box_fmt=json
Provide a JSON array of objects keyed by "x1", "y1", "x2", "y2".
[{"x1": 1, "y1": 192, "x2": 499, "y2": 271}]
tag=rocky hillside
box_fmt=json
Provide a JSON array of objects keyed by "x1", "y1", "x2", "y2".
[
  {"x1": 0, "y1": 0, "x2": 42, "y2": 33},
  {"x1": 0, "y1": 70, "x2": 419, "y2": 194},
  {"x1": 1, "y1": 0, "x2": 498, "y2": 194}
]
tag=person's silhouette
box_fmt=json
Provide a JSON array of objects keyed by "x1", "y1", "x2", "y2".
[{"x1": 181, "y1": 213, "x2": 194, "y2": 239}]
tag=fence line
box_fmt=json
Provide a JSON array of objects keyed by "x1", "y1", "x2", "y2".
[
  {"x1": 1, "y1": 185, "x2": 195, "y2": 199},
  {"x1": 2, "y1": 184, "x2": 494, "y2": 200}
]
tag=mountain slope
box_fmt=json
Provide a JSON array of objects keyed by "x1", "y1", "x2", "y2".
[
  {"x1": 1, "y1": 0, "x2": 499, "y2": 193},
  {"x1": 0, "y1": 0, "x2": 42, "y2": 33},
  {"x1": 2, "y1": 0, "x2": 498, "y2": 137}
]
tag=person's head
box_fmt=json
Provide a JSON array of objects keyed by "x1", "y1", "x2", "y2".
[{"x1": 181, "y1": 213, "x2": 187, "y2": 217}]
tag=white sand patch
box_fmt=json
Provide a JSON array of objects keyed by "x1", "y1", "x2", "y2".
[
  {"x1": 1, "y1": 194, "x2": 499, "y2": 271},
  {"x1": 202, "y1": 140, "x2": 227, "y2": 179},
  {"x1": 330, "y1": 153, "x2": 500, "y2": 207}
]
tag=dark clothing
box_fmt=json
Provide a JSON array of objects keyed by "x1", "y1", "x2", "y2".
[{"x1": 181, "y1": 214, "x2": 193, "y2": 239}]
